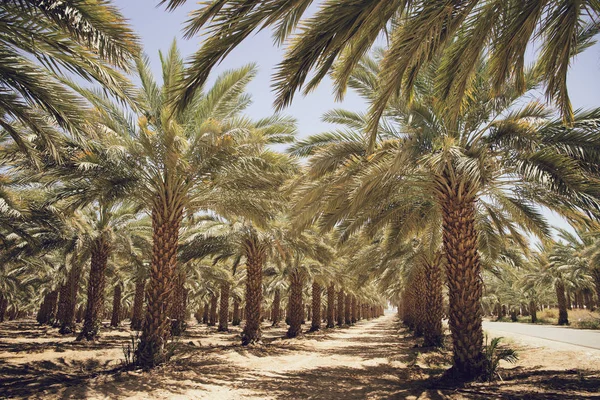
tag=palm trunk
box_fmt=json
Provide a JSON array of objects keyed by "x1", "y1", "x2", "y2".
[
  {"x1": 309, "y1": 281, "x2": 321, "y2": 332},
  {"x1": 344, "y1": 293, "x2": 351, "y2": 325},
  {"x1": 0, "y1": 293, "x2": 7, "y2": 323},
  {"x1": 351, "y1": 296, "x2": 357, "y2": 324},
  {"x1": 202, "y1": 302, "x2": 209, "y2": 324},
  {"x1": 171, "y1": 270, "x2": 187, "y2": 336},
  {"x1": 208, "y1": 293, "x2": 218, "y2": 326},
  {"x1": 412, "y1": 268, "x2": 426, "y2": 336},
  {"x1": 110, "y1": 285, "x2": 122, "y2": 328},
  {"x1": 326, "y1": 284, "x2": 335, "y2": 328},
  {"x1": 218, "y1": 282, "x2": 230, "y2": 332},
  {"x1": 241, "y1": 234, "x2": 267, "y2": 346},
  {"x1": 271, "y1": 288, "x2": 281, "y2": 326},
  {"x1": 336, "y1": 289, "x2": 344, "y2": 327},
  {"x1": 440, "y1": 191, "x2": 484, "y2": 380},
  {"x1": 529, "y1": 300, "x2": 537, "y2": 323},
  {"x1": 286, "y1": 269, "x2": 304, "y2": 338},
  {"x1": 566, "y1": 291, "x2": 572, "y2": 310},
  {"x1": 592, "y1": 268, "x2": 600, "y2": 308},
  {"x1": 137, "y1": 204, "x2": 182, "y2": 368},
  {"x1": 78, "y1": 236, "x2": 110, "y2": 341},
  {"x1": 55, "y1": 281, "x2": 69, "y2": 327},
  {"x1": 423, "y1": 255, "x2": 444, "y2": 347},
  {"x1": 584, "y1": 290, "x2": 594, "y2": 311},
  {"x1": 130, "y1": 277, "x2": 146, "y2": 330},
  {"x1": 232, "y1": 299, "x2": 241, "y2": 326},
  {"x1": 556, "y1": 280, "x2": 569, "y2": 325},
  {"x1": 59, "y1": 264, "x2": 82, "y2": 334}
]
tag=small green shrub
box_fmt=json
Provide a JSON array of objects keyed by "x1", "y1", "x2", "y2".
[{"x1": 482, "y1": 336, "x2": 518, "y2": 382}]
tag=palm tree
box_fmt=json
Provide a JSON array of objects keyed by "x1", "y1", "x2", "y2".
[
  {"x1": 289, "y1": 51, "x2": 600, "y2": 378},
  {"x1": 1, "y1": 0, "x2": 139, "y2": 158},
  {"x1": 162, "y1": 0, "x2": 599, "y2": 129}
]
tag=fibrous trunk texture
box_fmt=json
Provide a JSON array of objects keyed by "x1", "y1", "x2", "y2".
[
  {"x1": 218, "y1": 282, "x2": 230, "y2": 332},
  {"x1": 137, "y1": 204, "x2": 182, "y2": 368},
  {"x1": 441, "y1": 188, "x2": 484, "y2": 380},
  {"x1": 208, "y1": 293, "x2": 218, "y2": 327},
  {"x1": 337, "y1": 289, "x2": 344, "y2": 327},
  {"x1": 130, "y1": 277, "x2": 146, "y2": 330},
  {"x1": 170, "y1": 270, "x2": 188, "y2": 336},
  {"x1": 326, "y1": 285, "x2": 335, "y2": 328},
  {"x1": 309, "y1": 282, "x2": 321, "y2": 332},
  {"x1": 344, "y1": 293, "x2": 351, "y2": 325},
  {"x1": 271, "y1": 289, "x2": 281, "y2": 326},
  {"x1": 0, "y1": 293, "x2": 7, "y2": 323},
  {"x1": 529, "y1": 301, "x2": 537, "y2": 323},
  {"x1": 351, "y1": 296, "x2": 357, "y2": 324},
  {"x1": 556, "y1": 280, "x2": 569, "y2": 325},
  {"x1": 37, "y1": 290, "x2": 59, "y2": 325},
  {"x1": 241, "y1": 234, "x2": 266, "y2": 345},
  {"x1": 423, "y1": 255, "x2": 444, "y2": 347},
  {"x1": 593, "y1": 268, "x2": 600, "y2": 308},
  {"x1": 232, "y1": 299, "x2": 241, "y2": 326},
  {"x1": 78, "y1": 236, "x2": 110, "y2": 341},
  {"x1": 110, "y1": 285, "x2": 122, "y2": 328},
  {"x1": 59, "y1": 264, "x2": 82, "y2": 334},
  {"x1": 286, "y1": 270, "x2": 304, "y2": 338}
]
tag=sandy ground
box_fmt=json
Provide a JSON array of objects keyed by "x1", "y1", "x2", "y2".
[{"x1": 1, "y1": 314, "x2": 599, "y2": 399}]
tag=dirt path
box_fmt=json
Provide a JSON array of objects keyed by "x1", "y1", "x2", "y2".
[{"x1": 2, "y1": 314, "x2": 600, "y2": 399}]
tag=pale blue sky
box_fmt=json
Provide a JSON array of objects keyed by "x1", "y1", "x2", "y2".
[{"x1": 115, "y1": 1, "x2": 600, "y2": 236}]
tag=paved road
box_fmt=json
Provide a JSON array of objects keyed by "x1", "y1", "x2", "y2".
[{"x1": 483, "y1": 321, "x2": 600, "y2": 350}]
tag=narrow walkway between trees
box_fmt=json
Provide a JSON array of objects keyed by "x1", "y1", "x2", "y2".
[{"x1": 2, "y1": 314, "x2": 600, "y2": 399}]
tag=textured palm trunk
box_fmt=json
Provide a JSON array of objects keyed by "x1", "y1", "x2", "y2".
[
  {"x1": 440, "y1": 190, "x2": 484, "y2": 380},
  {"x1": 171, "y1": 270, "x2": 187, "y2": 336},
  {"x1": 412, "y1": 268, "x2": 426, "y2": 336},
  {"x1": 271, "y1": 289, "x2": 281, "y2": 326},
  {"x1": 556, "y1": 280, "x2": 569, "y2": 325},
  {"x1": 0, "y1": 293, "x2": 7, "y2": 323},
  {"x1": 218, "y1": 282, "x2": 230, "y2": 332},
  {"x1": 593, "y1": 268, "x2": 600, "y2": 308},
  {"x1": 326, "y1": 285, "x2": 335, "y2": 328},
  {"x1": 137, "y1": 204, "x2": 182, "y2": 368},
  {"x1": 202, "y1": 302, "x2": 209, "y2": 324},
  {"x1": 55, "y1": 281, "x2": 69, "y2": 327},
  {"x1": 584, "y1": 290, "x2": 594, "y2": 311},
  {"x1": 208, "y1": 293, "x2": 218, "y2": 326},
  {"x1": 309, "y1": 282, "x2": 321, "y2": 332},
  {"x1": 286, "y1": 269, "x2": 304, "y2": 338},
  {"x1": 423, "y1": 255, "x2": 444, "y2": 347},
  {"x1": 232, "y1": 299, "x2": 241, "y2": 326},
  {"x1": 241, "y1": 234, "x2": 267, "y2": 345},
  {"x1": 344, "y1": 293, "x2": 351, "y2": 325},
  {"x1": 59, "y1": 264, "x2": 82, "y2": 334},
  {"x1": 110, "y1": 285, "x2": 122, "y2": 328},
  {"x1": 529, "y1": 301, "x2": 537, "y2": 323},
  {"x1": 566, "y1": 291, "x2": 572, "y2": 310},
  {"x1": 130, "y1": 277, "x2": 146, "y2": 330},
  {"x1": 336, "y1": 289, "x2": 344, "y2": 327},
  {"x1": 351, "y1": 296, "x2": 357, "y2": 324},
  {"x1": 37, "y1": 290, "x2": 59, "y2": 325},
  {"x1": 78, "y1": 236, "x2": 110, "y2": 341}
]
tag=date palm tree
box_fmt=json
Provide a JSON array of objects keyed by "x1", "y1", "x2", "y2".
[
  {"x1": 289, "y1": 52, "x2": 600, "y2": 379},
  {"x1": 162, "y1": 0, "x2": 599, "y2": 129}
]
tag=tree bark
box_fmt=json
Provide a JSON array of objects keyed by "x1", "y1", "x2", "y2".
[
  {"x1": 271, "y1": 288, "x2": 281, "y2": 326},
  {"x1": 423, "y1": 255, "x2": 444, "y2": 347},
  {"x1": 218, "y1": 282, "x2": 230, "y2": 332},
  {"x1": 241, "y1": 234, "x2": 266, "y2": 345},
  {"x1": 592, "y1": 268, "x2": 600, "y2": 308},
  {"x1": 0, "y1": 293, "x2": 7, "y2": 323},
  {"x1": 529, "y1": 300, "x2": 537, "y2": 323},
  {"x1": 286, "y1": 269, "x2": 304, "y2": 338},
  {"x1": 440, "y1": 190, "x2": 484, "y2": 380},
  {"x1": 351, "y1": 296, "x2": 357, "y2": 324},
  {"x1": 344, "y1": 293, "x2": 351, "y2": 325},
  {"x1": 208, "y1": 293, "x2": 218, "y2": 326},
  {"x1": 78, "y1": 236, "x2": 110, "y2": 341},
  {"x1": 55, "y1": 281, "x2": 69, "y2": 327},
  {"x1": 309, "y1": 281, "x2": 321, "y2": 332},
  {"x1": 130, "y1": 277, "x2": 146, "y2": 330},
  {"x1": 137, "y1": 203, "x2": 182, "y2": 368},
  {"x1": 556, "y1": 280, "x2": 569, "y2": 325},
  {"x1": 232, "y1": 299, "x2": 241, "y2": 326},
  {"x1": 59, "y1": 263, "x2": 82, "y2": 334},
  {"x1": 566, "y1": 291, "x2": 572, "y2": 310},
  {"x1": 336, "y1": 289, "x2": 344, "y2": 327},
  {"x1": 326, "y1": 285, "x2": 335, "y2": 328},
  {"x1": 110, "y1": 284, "x2": 122, "y2": 328},
  {"x1": 171, "y1": 270, "x2": 187, "y2": 336}
]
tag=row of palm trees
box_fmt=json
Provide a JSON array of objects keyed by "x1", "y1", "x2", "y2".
[{"x1": 2, "y1": 0, "x2": 600, "y2": 382}]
